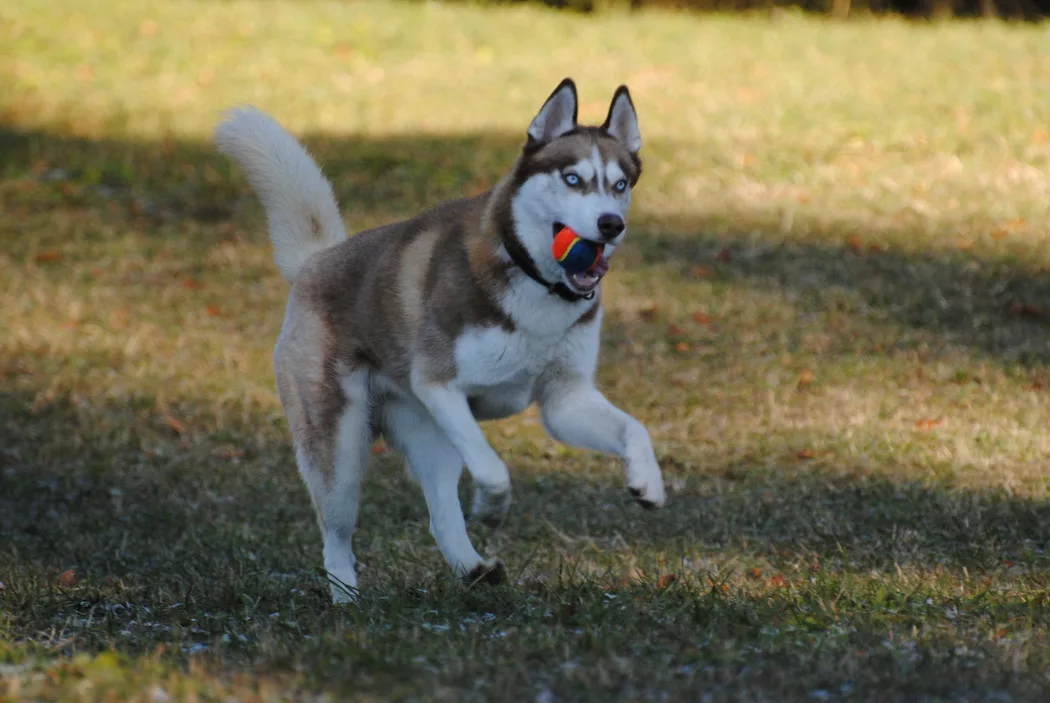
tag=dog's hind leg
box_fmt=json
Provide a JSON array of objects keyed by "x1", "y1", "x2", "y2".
[
  {"x1": 380, "y1": 397, "x2": 506, "y2": 587},
  {"x1": 281, "y1": 365, "x2": 372, "y2": 604}
]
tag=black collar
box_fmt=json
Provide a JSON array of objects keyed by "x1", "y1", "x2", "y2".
[{"x1": 504, "y1": 240, "x2": 595, "y2": 303}]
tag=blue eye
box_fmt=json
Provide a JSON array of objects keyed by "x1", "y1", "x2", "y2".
[
  {"x1": 563, "y1": 173, "x2": 580, "y2": 186},
  {"x1": 615, "y1": 179, "x2": 628, "y2": 192}
]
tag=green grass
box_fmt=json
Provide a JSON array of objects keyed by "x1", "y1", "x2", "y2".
[{"x1": 4, "y1": 0, "x2": 1050, "y2": 699}]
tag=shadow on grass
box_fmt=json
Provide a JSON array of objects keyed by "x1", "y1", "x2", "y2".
[
  {"x1": 3, "y1": 377, "x2": 1050, "y2": 698},
  {"x1": 4, "y1": 123, "x2": 1050, "y2": 369},
  {"x1": 2, "y1": 378, "x2": 1049, "y2": 592}
]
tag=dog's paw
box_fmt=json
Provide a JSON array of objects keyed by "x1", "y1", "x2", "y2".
[
  {"x1": 326, "y1": 573, "x2": 361, "y2": 606},
  {"x1": 471, "y1": 482, "x2": 512, "y2": 527},
  {"x1": 626, "y1": 457, "x2": 666, "y2": 510},
  {"x1": 628, "y1": 484, "x2": 664, "y2": 510},
  {"x1": 330, "y1": 584, "x2": 360, "y2": 605},
  {"x1": 462, "y1": 558, "x2": 507, "y2": 588}
]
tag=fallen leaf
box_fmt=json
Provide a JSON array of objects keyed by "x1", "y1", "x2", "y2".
[
  {"x1": 674, "y1": 341, "x2": 690, "y2": 353},
  {"x1": 164, "y1": 415, "x2": 186, "y2": 435},
  {"x1": 213, "y1": 446, "x2": 245, "y2": 461},
  {"x1": 181, "y1": 277, "x2": 200, "y2": 289},
  {"x1": 205, "y1": 304, "x2": 221, "y2": 317},
  {"x1": 34, "y1": 251, "x2": 63, "y2": 263},
  {"x1": 639, "y1": 304, "x2": 660, "y2": 322},
  {"x1": 1009, "y1": 302, "x2": 1044, "y2": 319},
  {"x1": 692, "y1": 266, "x2": 712, "y2": 278},
  {"x1": 795, "y1": 449, "x2": 816, "y2": 460},
  {"x1": 992, "y1": 218, "x2": 1026, "y2": 240},
  {"x1": 57, "y1": 569, "x2": 78, "y2": 588},
  {"x1": 623, "y1": 567, "x2": 646, "y2": 585},
  {"x1": 914, "y1": 418, "x2": 942, "y2": 430},
  {"x1": 657, "y1": 573, "x2": 678, "y2": 589},
  {"x1": 692, "y1": 311, "x2": 714, "y2": 325}
]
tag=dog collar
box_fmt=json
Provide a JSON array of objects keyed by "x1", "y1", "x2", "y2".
[{"x1": 504, "y1": 240, "x2": 595, "y2": 303}]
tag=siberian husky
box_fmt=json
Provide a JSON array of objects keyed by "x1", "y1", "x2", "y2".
[{"x1": 214, "y1": 78, "x2": 667, "y2": 603}]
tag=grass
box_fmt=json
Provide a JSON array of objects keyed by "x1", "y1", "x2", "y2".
[{"x1": 3, "y1": 0, "x2": 1050, "y2": 699}]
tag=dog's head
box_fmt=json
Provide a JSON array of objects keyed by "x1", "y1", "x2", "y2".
[{"x1": 505, "y1": 78, "x2": 642, "y2": 297}]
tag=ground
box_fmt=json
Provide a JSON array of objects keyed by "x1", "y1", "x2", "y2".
[{"x1": 3, "y1": 0, "x2": 1050, "y2": 700}]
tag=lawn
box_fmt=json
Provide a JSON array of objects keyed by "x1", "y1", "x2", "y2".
[{"x1": 3, "y1": 0, "x2": 1050, "y2": 699}]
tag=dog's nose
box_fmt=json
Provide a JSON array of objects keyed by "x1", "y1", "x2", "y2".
[{"x1": 597, "y1": 213, "x2": 625, "y2": 240}]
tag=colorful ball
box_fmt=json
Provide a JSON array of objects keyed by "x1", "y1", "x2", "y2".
[{"x1": 552, "y1": 227, "x2": 604, "y2": 275}]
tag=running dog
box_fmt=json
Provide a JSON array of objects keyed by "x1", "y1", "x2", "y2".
[{"x1": 213, "y1": 78, "x2": 666, "y2": 603}]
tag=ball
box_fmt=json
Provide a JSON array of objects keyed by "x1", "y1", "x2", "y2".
[{"x1": 551, "y1": 226, "x2": 604, "y2": 275}]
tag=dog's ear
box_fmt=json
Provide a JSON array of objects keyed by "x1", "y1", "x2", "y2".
[
  {"x1": 602, "y1": 85, "x2": 641, "y2": 154},
  {"x1": 526, "y1": 78, "x2": 578, "y2": 147}
]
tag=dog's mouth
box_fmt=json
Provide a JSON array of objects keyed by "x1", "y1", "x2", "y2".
[
  {"x1": 568, "y1": 254, "x2": 609, "y2": 292},
  {"x1": 552, "y1": 222, "x2": 610, "y2": 293}
]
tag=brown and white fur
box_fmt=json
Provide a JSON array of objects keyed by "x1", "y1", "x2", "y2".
[{"x1": 213, "y1": 78, "x2": 666, "y2": 604}]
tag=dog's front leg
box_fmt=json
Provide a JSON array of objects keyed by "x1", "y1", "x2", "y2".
[
  {"x1": 536, "y1": 377, "x2": 666, "y2": 509},
  {"x1": 410, "y1": 374, "x2": 513, "y2": 526}
]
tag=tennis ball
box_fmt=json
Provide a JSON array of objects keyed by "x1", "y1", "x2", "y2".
[{"x1": 552, "y1": 226, "x2": 604, "y2": 275}]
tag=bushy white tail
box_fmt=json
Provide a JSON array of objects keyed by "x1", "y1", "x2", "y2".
[{"x1": 214, "y1": 106, "x2": 346, "y2": 282}]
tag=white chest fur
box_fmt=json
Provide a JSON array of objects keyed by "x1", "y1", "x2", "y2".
[
  {"x1": 452, "y1": 283, "x2": 597, "y2": 420},
  {"x1": 455, "y1": 324, "x2": 561, "y2": 389},
  {"x1": 453, "y1": 325, "x2": 558, "y2": 421}
]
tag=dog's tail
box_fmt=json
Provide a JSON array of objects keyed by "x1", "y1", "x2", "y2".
[{"x1": 214, "y1": 106, "x2": 346, "y2": 283}]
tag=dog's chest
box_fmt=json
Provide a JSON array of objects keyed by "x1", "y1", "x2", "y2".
[
  {"x1": 454, "y1": 324, "x2": 564, "y2": 389},
  {"x1": 453, "y1": 325, "x2": 566, "y2": 420}
]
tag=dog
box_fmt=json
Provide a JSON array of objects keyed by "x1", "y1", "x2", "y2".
[{"x1": 213, "y1": 78, "x2": 667, "y2": 604}]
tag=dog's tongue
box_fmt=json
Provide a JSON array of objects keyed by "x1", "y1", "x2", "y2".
[{"x1": 588, "y1": 253, "x2": 610, "y2": 277}]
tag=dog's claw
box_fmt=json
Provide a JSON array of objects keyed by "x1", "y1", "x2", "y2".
[
  {"x1": 463, "y1": 558, "x2": 506, "y2": 588},
  {"x1": 628, "y1": 486, "x2": 663, "y2": 510}
]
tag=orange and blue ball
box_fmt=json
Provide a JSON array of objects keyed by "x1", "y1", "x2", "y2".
[{"x1": 552, "y1": 226, "x2": 604, "y2": 275}]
